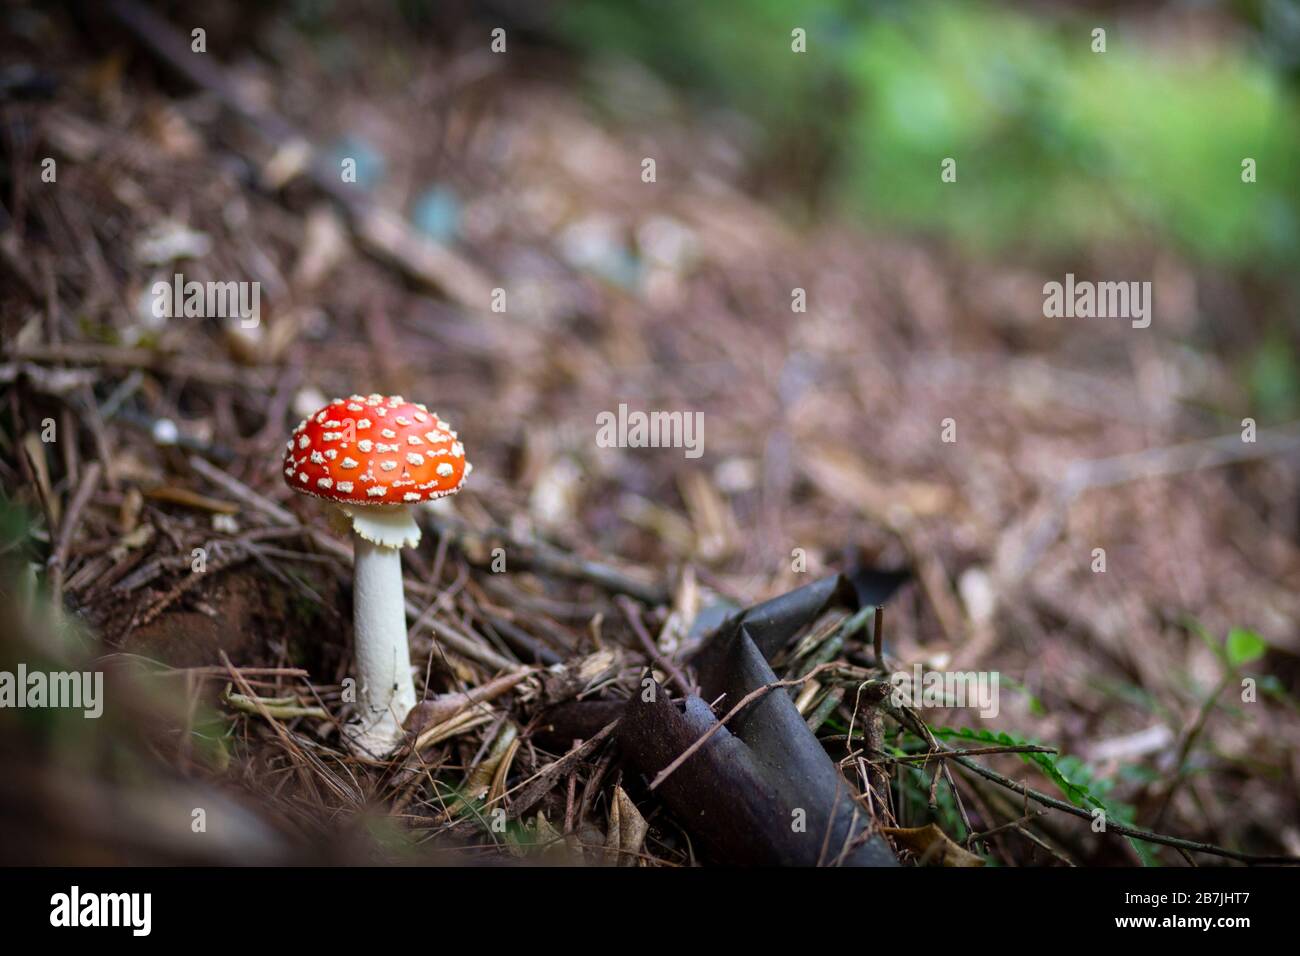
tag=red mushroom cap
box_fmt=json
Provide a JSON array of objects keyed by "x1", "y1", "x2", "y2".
[{"x1": 283, "y1": 394, "x2": 469, "y2": 506}]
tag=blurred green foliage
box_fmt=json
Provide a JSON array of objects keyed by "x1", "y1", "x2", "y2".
[
  {"x1": 1246, "y1": 331, "x2": 1300, "y2": 417},
  {"x1": 0, "y1": 498, "x2": 35, "y2": 562},
  {"x1": 560, "y1": 0, "x2": 1300, "y2": 268}
]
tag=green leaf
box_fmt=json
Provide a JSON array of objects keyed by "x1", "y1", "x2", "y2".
[
  {"x1": 933, "y1": 725, "x2": 1158, "y2": 864},
  {"x1": 935, "y1": 726, "x2": 1104, "y2": 811},
  {"x1": 1226, "y1": 628, "x2": 1267, "y2": 668}
]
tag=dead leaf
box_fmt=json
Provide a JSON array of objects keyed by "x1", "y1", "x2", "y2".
[
  {"x1": 803, "y1": 444, "x2": 954, "y2": 530},
  {"x1": 292, "y1": 205, "x2": 349, "y2": 291},
  {"x1": 402, "y1": 669, "x2": 534, "y2": 735},
  {"x1": 679, "y1": 470, "x2": 738, "y2": 562},
  {"x1": 531, "y1": 812, "x2": 574, "y2": 863},
  {"x1": 134, "y1": 220, "x2": 211, "y2": 264},
  {"x1": 882, "y1": 824, "x2": 985, "y2": 867},
  {"x1": 603, "y1": 786, "x2": 648, "y2": 866},
  {"x1": 541, "y1": 648, "x2": 623, "y2": 704}
]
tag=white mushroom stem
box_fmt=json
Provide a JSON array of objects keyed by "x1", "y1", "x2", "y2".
[{"x1": 338, "y1": 505, "x2": 422, "y2": 757}]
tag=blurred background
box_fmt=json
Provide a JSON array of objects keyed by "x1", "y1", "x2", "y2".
[{"x1": 0, "y1": 0, "x2": 1297, "y2": 865}]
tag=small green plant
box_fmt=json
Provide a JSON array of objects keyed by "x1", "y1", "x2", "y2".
[{"x1": 935, "y1": 725, "x2": 1156, "y2": 864}]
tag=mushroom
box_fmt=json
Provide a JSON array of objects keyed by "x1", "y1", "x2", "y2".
[{"x1": 282, "y1": 393, "x2": 471, "y2": 756}]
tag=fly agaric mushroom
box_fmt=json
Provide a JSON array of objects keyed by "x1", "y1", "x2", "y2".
[{"x1": 283, "y1": 394, "x2": 470, "y2": 755}]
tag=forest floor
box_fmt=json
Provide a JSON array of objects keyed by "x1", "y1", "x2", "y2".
[{"x1": 1, "y1": 2, "x2": 1297, "y2": 866}]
